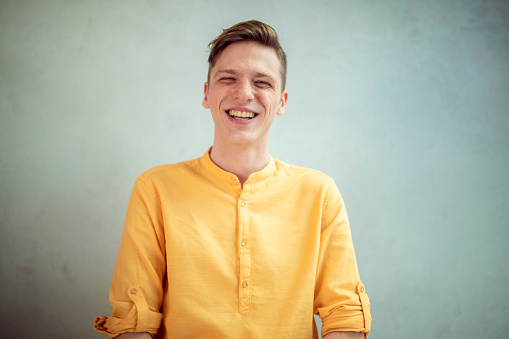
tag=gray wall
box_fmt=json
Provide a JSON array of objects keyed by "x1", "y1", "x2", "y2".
[{"x1": 1, "y1": 0, "x2": 508, "y2": 338}]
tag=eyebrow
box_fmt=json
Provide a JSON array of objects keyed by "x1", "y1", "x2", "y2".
[
  {"x1": 214, "y1": 69, "x2": 275, "y2": 82},
  {"x1": 214, "y1": 69, "x2": 237, "y2": 77}
]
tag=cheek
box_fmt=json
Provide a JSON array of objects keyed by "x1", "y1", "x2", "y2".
[
  {"x1": 263, "y1": 95, "x2": 281, "y2": 110},
  {"x1": 215, "y1": 91, "x2": 230, "y2": 107}
]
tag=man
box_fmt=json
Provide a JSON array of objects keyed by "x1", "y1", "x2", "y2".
[{"x1": 94, "y1": 20, "x2": 371, "y2": 338}]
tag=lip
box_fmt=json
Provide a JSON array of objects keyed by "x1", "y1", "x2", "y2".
[
  {"x1": 224, "y1": 107, "x2": 260, "y2": 124},
  {"x1": 225, "y1": 107, "x2": 259, "y2": 114},
  {"x1": 225, "y1": 111, "x2": 257, "y2": 124}
]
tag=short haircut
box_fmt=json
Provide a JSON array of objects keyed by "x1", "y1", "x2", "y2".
[{"x1": 207, "y1": 20, "x2": 287, "y2": 91}]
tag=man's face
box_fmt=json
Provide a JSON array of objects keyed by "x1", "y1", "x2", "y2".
[{"x1": 202, "y1": 41, "x2": 288, "y2": 148}]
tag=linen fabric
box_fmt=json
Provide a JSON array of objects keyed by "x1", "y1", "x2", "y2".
[{"x1": 94, "y1": 150, "x2": 371, "y2": 338}]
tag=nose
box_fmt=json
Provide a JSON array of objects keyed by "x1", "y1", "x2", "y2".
[{"x1": 233, "y1": 80, "x2": 254, "y2": 102}]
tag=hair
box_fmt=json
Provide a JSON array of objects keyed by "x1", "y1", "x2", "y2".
[{"x1": 207, "y1": 20, "x2": 287, "y2": 90}]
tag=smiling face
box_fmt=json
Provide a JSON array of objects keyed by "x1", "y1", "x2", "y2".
[{"x1": 202, "y1": 41, "x2": 288, "y2": 149}]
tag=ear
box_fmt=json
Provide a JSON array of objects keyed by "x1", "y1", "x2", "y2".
[
  {"x1": 276, "y1": 90, "x2": 289, "y2": 116},
  {"x1": 202, "y1": 82, "x2": 210, "y2": 109}
]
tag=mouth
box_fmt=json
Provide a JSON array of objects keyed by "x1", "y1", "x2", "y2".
[{"x1": 226, "y1": 109, "x2": 258, "y2": 121}]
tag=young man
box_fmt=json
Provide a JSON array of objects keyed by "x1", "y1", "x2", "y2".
[{"x1": 94, "y1": 20, "x2": 371, "y2": 339}]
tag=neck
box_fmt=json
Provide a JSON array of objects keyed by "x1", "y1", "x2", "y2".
[{"x1": 210, "y1": 142, "x2": 270, "y2": 184}]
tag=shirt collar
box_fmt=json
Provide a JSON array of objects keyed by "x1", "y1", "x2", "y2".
[{"x1": 198, "y1": 148, "x2": 276, "y2": 185}]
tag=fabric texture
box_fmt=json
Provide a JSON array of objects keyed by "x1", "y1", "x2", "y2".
[{"x1": 94, "y1": 150, "x2": 371, "y2": 338}]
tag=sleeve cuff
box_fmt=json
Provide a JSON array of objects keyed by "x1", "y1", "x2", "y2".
[
  {"x1": 319, "y1": 282, "x2": 371, "y2": 338},
  {"x1": 94, "y1": 284, "x2": 163, "y2": 338}
]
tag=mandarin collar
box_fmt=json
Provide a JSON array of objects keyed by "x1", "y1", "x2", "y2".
[{"x1": 198, "y1": 148, "x2": 275, "y2": 185}]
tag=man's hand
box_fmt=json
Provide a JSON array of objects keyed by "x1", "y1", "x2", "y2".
[
  {"x1": 323, "y1": 332, "x2": 364, "y2": 339},
  {"x1": 114, "y1": 333, "x2": 152, "y2": 339}
]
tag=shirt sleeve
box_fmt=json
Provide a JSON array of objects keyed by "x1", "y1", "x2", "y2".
[
  {"x1": 314, "y1": 179, "x2": 371, "y2": 338},
  {"x1": 94, "y1": 176, "x2": 165, "y2": 338}
]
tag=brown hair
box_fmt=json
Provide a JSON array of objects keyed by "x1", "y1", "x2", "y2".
[{"x1": 207, "y1": 20, "x2": 287, "y2": 90}]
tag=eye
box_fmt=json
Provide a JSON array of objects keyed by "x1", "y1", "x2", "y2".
[
  {"x1": 254, "y1": 80, "x2": 272, "y2": 88},
  {"x1": 219, "y1": 77, "x2": 236, "y2": 83}
]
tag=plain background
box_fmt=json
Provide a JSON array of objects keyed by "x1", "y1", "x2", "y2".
[{"x1": 1, "y1": 0, "x2": 508, "y2": 338}]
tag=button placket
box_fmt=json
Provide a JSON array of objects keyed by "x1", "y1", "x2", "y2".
[{"x1": 237, "y1": 185, "x2": 252, "y2": 315}]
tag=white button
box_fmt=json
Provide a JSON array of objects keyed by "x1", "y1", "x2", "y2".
[
  {"x1": 130, "y1": 289, "x2": 137, "y2": 294},
  {"x1": 241, "y1": 202, "x2": 246, "y2": 207},
  {"x1": 231, "y1": 177, "x2": 236, "y2": 181},
  {"x1": 242, "y1": 282, "x2": 248, "y2": 288},
  {"x1": 241, "y1": 241, "x2": 246, "y2": 246}
]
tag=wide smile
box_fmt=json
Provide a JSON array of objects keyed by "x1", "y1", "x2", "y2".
[{"x1": 226, "y1": 109, "x2": 259, "y2": 121}]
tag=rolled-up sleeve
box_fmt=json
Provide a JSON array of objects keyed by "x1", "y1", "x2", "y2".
[
  {"x1": 94, "y1": 176, "x2": 165, "y2": 338},
  {"x1": 314, "y1": 179, "x2": 371, "y2": 338}
]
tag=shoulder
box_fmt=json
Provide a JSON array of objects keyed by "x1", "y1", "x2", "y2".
[
  {"x1": 272, "y1": 158, "x2": 335, "y2": 190},
  {"x1": 136, "y1": 157, "x2": 202, "y2": 184},
  {"x1": 273, "y1": 158, "x2": 334, "y2": 183}
]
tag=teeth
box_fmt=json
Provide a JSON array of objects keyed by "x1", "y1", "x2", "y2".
[{"x1": 229, "y1": 110, "x2": 255, "y2": 119}]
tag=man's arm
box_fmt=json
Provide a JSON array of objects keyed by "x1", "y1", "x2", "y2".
[
  {"x1": 323, "y1": 332, "x2": 364, "y2": 339},
  {"x1": 314, "y1": 179, "x2": 371, "y2": 337},
  {"x1": 94, "y1": 177, "x2": 165, "y2": 336}
]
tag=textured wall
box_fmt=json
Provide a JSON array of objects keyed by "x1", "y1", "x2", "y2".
[{"x1": 1, "y1": 0, "x2": 508, "y2": 338}]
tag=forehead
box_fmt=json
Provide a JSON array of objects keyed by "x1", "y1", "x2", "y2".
[{"x1": 212, "y1": 41, "x2": 282, "y2": 81}]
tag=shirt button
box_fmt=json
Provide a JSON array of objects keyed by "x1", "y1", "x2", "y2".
[
  {"x1": 231, "y1": 176, "x2": 236, "y2": 181},
  {"x1": 130, "y1": 289, "x2": 137, "y2": 294},
  {"x1": 360, "y1": 287, "x2": 365, "y2": 292},
  {"x1": 241, "y1": 241, "x2": 246, "y2": 246},
  {"x1": 242, "y1": 282, "x2": 248, "y2": 288},
  {"x1": 241, "y1": 202, "x2": 246, "y2": 207}
]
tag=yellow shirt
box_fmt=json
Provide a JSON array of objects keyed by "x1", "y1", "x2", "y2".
[{"x1": 94, "y1": 150, "x2": 371, "y2": 338}]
